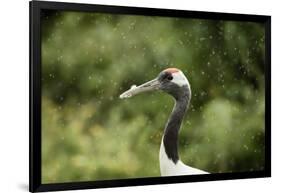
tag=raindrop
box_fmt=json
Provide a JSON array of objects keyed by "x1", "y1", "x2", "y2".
[
  {"x1": 49, "y1": 73, "x2": 55, "y2": 78},
  {"x1": 199, "y1": 37, "x2": 206, "y2": 41},
  {"x1": 243, "y1": 145, "x2": 249, "y2": 150}
]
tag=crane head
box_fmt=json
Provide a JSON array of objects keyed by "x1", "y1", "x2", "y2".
[{"x1": 120, "y1": 68, "x2": 190, "y2": 100}]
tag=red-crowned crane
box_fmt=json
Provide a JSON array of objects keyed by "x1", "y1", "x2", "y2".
[{"x1": 120, "y1": 68, "x2": 209, "y2": 176}]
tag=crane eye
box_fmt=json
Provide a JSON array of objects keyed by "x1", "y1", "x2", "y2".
[{"x1": 167, "y1": 76, "x2": 173, "y2": 80}]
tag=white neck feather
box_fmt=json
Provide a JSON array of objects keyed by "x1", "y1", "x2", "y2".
[{"x1": 159, "y1": 138, "x2": 208, "y2": 176}]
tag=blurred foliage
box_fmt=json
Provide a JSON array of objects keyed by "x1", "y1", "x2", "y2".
[{"x1": 41, "y1": 10, "x2": 265, "y2": 183}]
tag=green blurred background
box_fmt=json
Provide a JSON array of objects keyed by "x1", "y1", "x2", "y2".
[{"x1": 41, "y1": 10, "x2": 265, "y2": 183}]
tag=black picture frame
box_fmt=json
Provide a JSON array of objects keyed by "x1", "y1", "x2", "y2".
[{"x1": 29, "y1": 0, "x2": 271, "y2": 192}]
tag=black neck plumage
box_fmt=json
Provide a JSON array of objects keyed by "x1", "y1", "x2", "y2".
[{"x1": 163, "y1": 86, "x2": 190, "y2": 164}]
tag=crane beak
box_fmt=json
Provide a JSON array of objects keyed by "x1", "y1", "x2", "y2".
[{"x1": 120, "y1": 78, "x2": 160, "y2": 99}]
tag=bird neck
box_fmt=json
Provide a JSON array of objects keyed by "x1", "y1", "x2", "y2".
[{"x1": 162, "y1": 90, "x2": 190, "y2": 164}]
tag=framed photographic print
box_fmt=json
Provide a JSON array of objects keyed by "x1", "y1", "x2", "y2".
[{"x1": 29, "y1": 0, "x2": 271, "y2": 192}]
